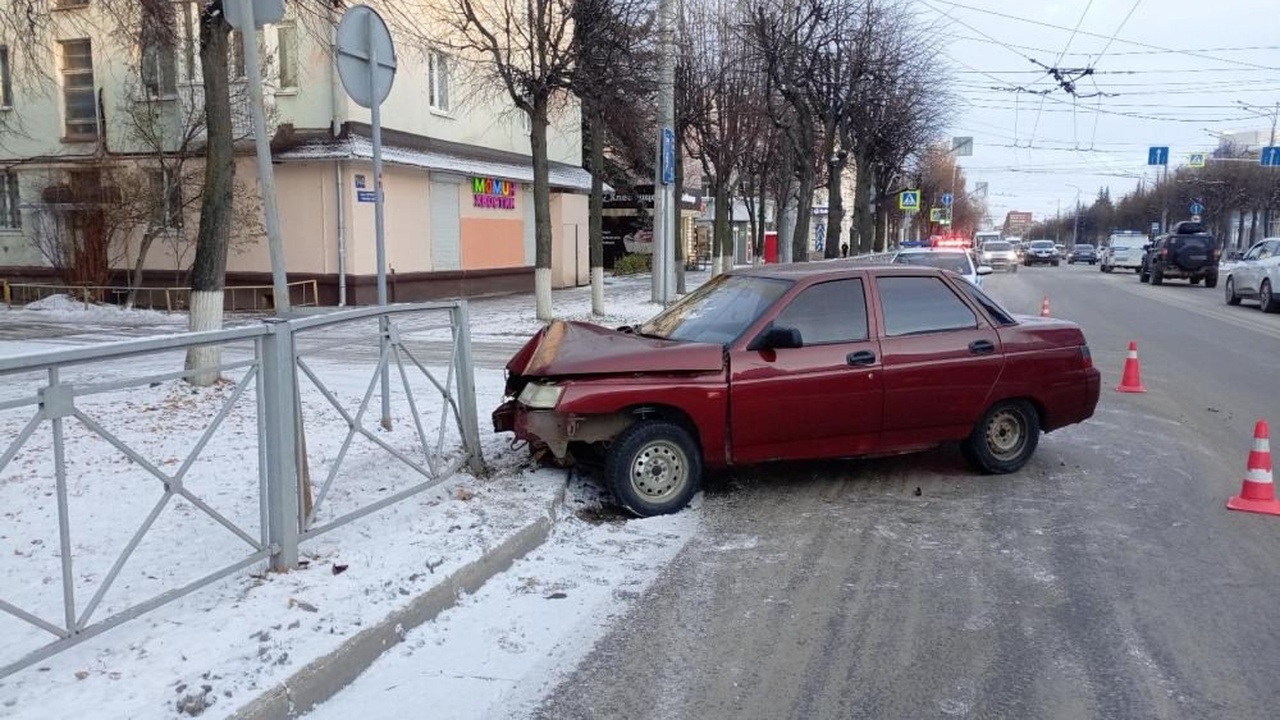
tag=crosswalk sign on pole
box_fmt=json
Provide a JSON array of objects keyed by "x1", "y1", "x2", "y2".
[
  {"x1": 1188, "y1": 152, "x2": 1206, "y2": 168},
  {"x1": 899, "y1": 190, "x2": 920, "y2": 211}
]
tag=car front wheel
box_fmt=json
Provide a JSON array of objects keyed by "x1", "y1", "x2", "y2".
[
  {"x1": 1226, "y1": 276, "x2": 1242, "y2": 305},
  {"x1": 1262, "y1": 279, "x2": 1280, "y2": 313},
  {"x1": 963, "y1": 400, "x2": 1041, "y2": 474},
  {"x1": 605, "y1": 420, "x2": 702, "y2": 517}
]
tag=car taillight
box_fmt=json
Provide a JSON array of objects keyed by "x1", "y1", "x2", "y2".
[
  {"x1": 1159, "y1": 248, "x2": 1168, "y2": 258},
  {"x1": 1080, "y1": 345, "x2": 1093, "y2": 369}
]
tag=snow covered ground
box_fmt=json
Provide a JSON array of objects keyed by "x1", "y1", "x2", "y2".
[{"x1": 0, "y1": 272, "x2": 707, "y2": 719}]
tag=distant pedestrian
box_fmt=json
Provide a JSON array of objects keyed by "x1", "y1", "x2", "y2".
[{"x1": 840, "y1": 243, "x2": 849, "y2": 258}]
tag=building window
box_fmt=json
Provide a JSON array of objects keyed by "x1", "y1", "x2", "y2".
[
  {"x1": 140, "y1": 4, "x2": 178, "y2": 97},
  {"x1": 277, "y1": 22, "x2": 298, "y2": 89},
  {"x1": 0, "y1": 46, "x2": 12, "y2": 108},
  {"x1": 428, "y1": 51, "x2": 450, "y2": 113},
  {"x1": 230, "y1": 29, "x2": 264, "y2": 81},
  {"x1": 60, "y1": 39, "x2": 98, "y2": 138},
  {"x1": 148, "y1": 168, "x2": 183, "y2": 229},
  {"x1": 0, "y1": 170, "x2": 20, "y2": 230}
]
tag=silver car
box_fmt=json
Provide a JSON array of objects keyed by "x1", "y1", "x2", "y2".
[
  {"x1": 980, "y1": 240, "x2": 1019, "y2": 273},
  {"x1": 891, "y1": 248, "x2": 994, "y2": 287},
  {"x1": 1224, "y1": 237, "x2": 1280, "y2": 312}
]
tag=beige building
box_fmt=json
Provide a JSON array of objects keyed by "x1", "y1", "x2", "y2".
[{"x1": 0, "y1": 1, "x2": 591, "y2": 304}]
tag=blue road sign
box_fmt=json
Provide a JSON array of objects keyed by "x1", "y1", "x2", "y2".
[
  {"x1": 661, "y1": 128, "x2": 675, "y2": 185},
  {"x1": 1262, "y1": 146, "x2": 1280, "y2": 167},
  {"x1": 1190, "y1": 202, "x2": 1205, "y2": 215},
  {"x1": 941, "y1": 192, "x2": 954, "y2": 207},
  {"x1": 1148, "y1": 146, "x2": 1169, "y2": 165},
  {"x1": 899, "y1": 190, "x2": 920, "y2": 210}
]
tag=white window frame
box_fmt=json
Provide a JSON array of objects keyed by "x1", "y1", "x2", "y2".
[
  {"x1": 140, "y1": 13, "x2": 178, "y2": 99},
  {"x1": 0, "y1": 170, "x2": 21, "y2": 231},
  {"x1": 428, "y1": 50, "x2": 451, "y2": 113},
  {"x1": 59, "y1": 38, "x2": 98, "y2": 139},
  {"x1": 276, "y1": 21, "x2": 298, "y2": 91}
]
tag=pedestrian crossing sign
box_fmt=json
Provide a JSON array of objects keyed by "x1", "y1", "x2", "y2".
[
  {"x1": 1189, "y1": 152, "x2": 1206, "y2": 168},
  {"x1": 899, "y1": 190, "x2": 920, "y2": 211}
]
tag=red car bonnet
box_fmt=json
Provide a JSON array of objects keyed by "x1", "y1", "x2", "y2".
[{"x1": 507, "y1": 321, "x2": 725, "y2": 377}]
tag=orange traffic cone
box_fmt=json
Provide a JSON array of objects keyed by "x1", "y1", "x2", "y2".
[
  {"x1": 1115, "y1": 341, "x2": 1146, "y2": 393},
  {"x1": 1227, "y1": 419, "x2": 1280, "y2": 516},
  {"x1": 1040, "y1": 296, "x2": 1051, "y2": 317}
]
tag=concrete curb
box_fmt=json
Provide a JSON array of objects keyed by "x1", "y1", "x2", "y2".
[{"x1": 229, "y1": 485, "x2": 564, "y2": 720}]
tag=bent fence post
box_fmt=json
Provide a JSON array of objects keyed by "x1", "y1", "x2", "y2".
[{"x1": 261, "y1": 318, "x2": 300, "y2": 571}]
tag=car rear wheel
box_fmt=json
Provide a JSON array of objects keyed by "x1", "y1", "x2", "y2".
[
  {"x1": 605, "y1": 420, "x2": 702, "y2": 517},
  {"x1": 1151, "y1": 266, "x2": 1164, "y2": 285},
  {"x1": 963, "y1": 400, "x2": 1041, "y2": 474},
  {"x1": 1226, "y1": 276, "x2": 1242, "y2": 305},
  {"x1": 1204, "y1": 274, "x2": 1217, "y2": 289},
  {"x1": 1262, "y1": 280, "x2": 1280, "y2": 314},
  {"x1": 1190, "y1": 277, "x2": 1201, "y2": 285}
]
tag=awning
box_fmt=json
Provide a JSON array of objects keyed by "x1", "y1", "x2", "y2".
[{"x1": 276, "y1": 134, "x2": 595, "y2": 193}]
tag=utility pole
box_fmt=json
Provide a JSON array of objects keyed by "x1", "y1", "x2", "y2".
[{"x1": 652, "y1": 0, "x2": 676, "y2": 304}]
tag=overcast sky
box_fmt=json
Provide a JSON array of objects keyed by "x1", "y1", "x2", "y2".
[{"x1": 919, "y1": 0, "x2": 1280, "y2": 226}]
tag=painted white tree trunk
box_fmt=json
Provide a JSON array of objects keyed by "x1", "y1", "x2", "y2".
[
  {"x1": 535, "y1": 268, "x2": 553, "y2": 322},
  {"x1": 711, "y1": 255, "x2": 724, "y2": 277},
  {"x1": 184, "y1": 290, "x2": 224, "y2": 386},
  {"x1": 591, "y1": 266, "x2": 605, "y2": 316}
]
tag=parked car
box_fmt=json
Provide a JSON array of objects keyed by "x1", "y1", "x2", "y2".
[
  {"x1": 1023, "y1": 240, "x2": 1060, "y2": 266},
  {"x1": 1140, "y1": 221, "x2": 1219, "y2": 287},
  {"x1": 1100, "y1": 231, "x2": 1148, "y2": 273},
  {"x1": 891, "y1": 247, "x2": 994, "y2": 286},
  {"x1": 1224, "y1": 237, "x2": 1280, "y2": 312},
  {"x1": 1068, "y1": 244, "x2": 1098, "y2": 265},
  {"x1": 979, "y1": 240, "x2": 1019, "y2": 272},
  {"x1": 493, "y1": 264, "x2": 1102, "y2": 516}
]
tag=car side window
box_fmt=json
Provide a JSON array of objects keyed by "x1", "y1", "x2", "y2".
[
  {"x1": 1261, "y1": 241, "x2": 1280, "y2": 259},
  {"x1": 877, "y1": 276, "x2": 979, "y2": 337},
  {"x1": 1246, "y1": 243, "x2": 1266, "y2": 261},
  {"x1": 773, "y1": 279, "x2": 869, "y2": 344}
]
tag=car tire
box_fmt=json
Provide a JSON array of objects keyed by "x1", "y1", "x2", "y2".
[
  {"x1": 1205, "y1": 274, "x2": 1218, "y2": 289},
  {"x1": 1139, "y1": 267, "x2": 1150, "y2": 283},
  {"x1": 1190, "y1": 277, "x2": 1201, "y2": 285},
  {"x1": 1151, "y1": 266, "x2": 1164, "y2": 285},
  {"x1": 605, "y1": 420, "x2": 702, "y2": 517},
  {"x1": 963, "y1": 399, "x2": 1041, "y2": 474},
  {"x1": 1226, "y1": 276, "x2": 1242, "y2": 305},
  {"x1": 1053, "y1": 261, "x2": 1060, "y2": 267},
  {"x1": 1262, "y1": 280, "x2": 1280, "y2": 314}
]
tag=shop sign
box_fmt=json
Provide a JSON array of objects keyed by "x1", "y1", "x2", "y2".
[{"x1": 472, "y1": 177, "x2": 516, "y2": 210}]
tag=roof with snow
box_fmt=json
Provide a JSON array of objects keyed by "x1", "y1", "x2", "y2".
[{"x1": 274, "y1": 122, "x2": 594, "y2": 193}]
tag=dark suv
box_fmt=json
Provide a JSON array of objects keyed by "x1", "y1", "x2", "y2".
[{"x1": 1140, "y1": 221, "x2": 1219, "y2": 287}]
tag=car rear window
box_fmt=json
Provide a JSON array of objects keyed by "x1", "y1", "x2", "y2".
[
  {"x1": 1073, "y1": 244, "x2": 1095, "y2": 251},
  {"x1": 958, "y1": 282, "x2": 1017, "y2": 326},
  {"x1": 983, "y1": 242, "x2": 1012, "y2": 251},
  {"x1": 1029, "y1": 241, "x2": 1055, "y2": 249}
]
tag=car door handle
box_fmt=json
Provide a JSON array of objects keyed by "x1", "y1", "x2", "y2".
[
  {"x1": 847, "y1": 350, "x2": 877, "y2": 366},
  {"x1": 969, "y1": 340, "x2": 996, "y2": 355}
]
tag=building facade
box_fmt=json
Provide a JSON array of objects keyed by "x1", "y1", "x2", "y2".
[{"x1": 0, "y1": 1, "x2": 590, "y2": 305}]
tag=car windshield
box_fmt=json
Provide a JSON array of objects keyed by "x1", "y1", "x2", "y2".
[
  {"x1": 893, "y1": 252, "x2": 973, "y2": 275},
  {"x1": 984, "y1": 242, "x2": 1012, "y2": 251},
  {"x1": 1030, "y1": 241, "x2": 1055, "y2": 249},
  {"x1": 1074, "y1": 244, "x2": 1095, "y2": 251},
  {"x1": 638, "y1": 273, "x2": 792, "y2": 344}
]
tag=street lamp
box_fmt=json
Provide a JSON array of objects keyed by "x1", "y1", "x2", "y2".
[
  {"x1": 1066, "y1": 184, "x2": 1083, "y2": 247},
  {"x1": 1235, "y1": 100, "x2": 1279, "y2": 146}
]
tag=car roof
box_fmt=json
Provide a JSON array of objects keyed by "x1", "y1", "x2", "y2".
[{"x1": 727, "y1": 261, "x2": 954, "y2": 282}]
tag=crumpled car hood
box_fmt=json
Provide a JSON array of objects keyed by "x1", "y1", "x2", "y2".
[{"x1": 506, "y1": 321, "x2": 724, "y2": 377}]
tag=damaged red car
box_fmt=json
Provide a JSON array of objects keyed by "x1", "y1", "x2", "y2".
[{"x1": 493, "y1": 264, "x2": 1101, "y2": 517}]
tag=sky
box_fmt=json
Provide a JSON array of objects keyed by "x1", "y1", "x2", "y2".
[{"x1": 920, "y1": 0, "x2": 1280, "y2": 226}]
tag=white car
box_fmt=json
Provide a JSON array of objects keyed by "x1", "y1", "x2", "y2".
[
  {"x1": 1101, "y1": 232, "x2": 1148, "y2": 273},
  {"x1": 979, "y1": 240, "x2": 1019, "y2": 273},
  {"x1": 891, "y1": 247, "x2": 994, "y2": 287},
  {"x1": 1224, "y1": 237, "x2": 1280, "y2": 312}
]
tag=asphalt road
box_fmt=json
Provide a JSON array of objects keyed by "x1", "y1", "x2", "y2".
[{"x1": 531, "y1": 263, "x2": 1280, "y2": 720}]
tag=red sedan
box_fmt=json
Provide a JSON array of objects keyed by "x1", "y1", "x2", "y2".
[{"x1": 494, "y1": 263, "x2": 1101, "y2": 516}]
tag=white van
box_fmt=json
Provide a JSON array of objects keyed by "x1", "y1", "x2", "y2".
[{"x1": 1101, "y1": 232, "x2": 1148, "y2": 273}]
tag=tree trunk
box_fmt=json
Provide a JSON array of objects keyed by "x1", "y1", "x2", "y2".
[
  {"x1": 587, "y1": 105, "x2": 606, "y2": 315},
  {"x1": 821, "y1": 125, "x2": 842, "y2": 259},
  {"x1": 530, "y1": 95, "x2": 554, "y2": 322},
  {"x1": 185, "y1": 5, "x2": 235, "y2": 387},
  {"x1": 854, "y1": 153, "x2": 876, "y2": 254},
  {"x1": 757, "y1": 175, "x2": 768, "y2": 261},
  {"x1": 673, "y1": 138, "x2": 686, "y2": 293},
  {"x1": 743, "y1": 175, "x2": 758, "y2": 265},
  {"x1": 792, "y1": 168, "x2": 814, "y2": 262},
  {"x1": 126, "y1": 227, "x2": 159, "y2": 309},
  {"x1": 713, "y1": 179, "x2": 731, "y2": 276}
]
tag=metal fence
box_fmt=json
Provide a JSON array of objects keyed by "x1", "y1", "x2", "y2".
[
  {"x1": 0, "y1": 302, "x2": 483, "y2": 679},
  {"x1": 2, "y1": 279, "x2": 320, "y2": 312}
]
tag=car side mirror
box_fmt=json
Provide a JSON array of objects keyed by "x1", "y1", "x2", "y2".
[
  {"x1": 976, "y1": 265, "x2": 994, "y2": 276},
  {"x1": 749, "y1": 325, "x2": 803, "y2": 351}
]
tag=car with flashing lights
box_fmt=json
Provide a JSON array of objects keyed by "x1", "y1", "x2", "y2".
[
  {"x1": 493, "y1": 263, "x2": 1103, "y2": 517},
  {"x1": 892, "y1": 247, "x2": 992, "y2": 287}
]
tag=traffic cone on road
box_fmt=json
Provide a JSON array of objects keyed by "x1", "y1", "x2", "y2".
[
  {"x1": 1115, "y1": 341, "x2": 1146, "y2": 393},
  {"x1": 1040, "y1": 295, "x2": 1051, "y2": 317},
  {"x1": 1227, "y1": 419, "x2": 1280, "y2": 516}
]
